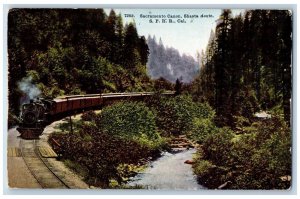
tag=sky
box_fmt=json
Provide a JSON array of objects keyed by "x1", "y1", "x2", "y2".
[{"x1": 105, "y1": 9, "x2": 244, "y2": 59}]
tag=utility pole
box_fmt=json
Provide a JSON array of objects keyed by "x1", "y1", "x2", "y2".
[{"x1": 67, "y1": 97, "x2": 73, "y2": 134}]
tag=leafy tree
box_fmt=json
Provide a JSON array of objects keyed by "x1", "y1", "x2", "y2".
[{"x1": 8, "y1": 9, "x2": 153, "y2": 116}]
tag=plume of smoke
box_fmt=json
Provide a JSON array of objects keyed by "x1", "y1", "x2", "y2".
[{"x1": 17, "y1": 76, "x2": 41, "y2": 105}]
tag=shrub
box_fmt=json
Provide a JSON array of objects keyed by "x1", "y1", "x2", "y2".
[
  {"x1": 234, "y1": 130, "x2": 291, "y2": 189},
  {"x1": 230, "y1": 133, "x2": 257, "y2": 166},
  {"x1": 187, "y1": 118, "x2": 217, "y2": 143},
  {"x1": 193, "y1": 158, "x2": 230, "y2": 188},
  {"x1": 201, "y1": 127, "x2": 235, "y2": 166},
  {"x1": 146, "y1": 94, "x2": 215, "y2": 135},
  {"x1": 242, "y1": 118, "x2": 291, "y2": 189},
  {"x1": 51, "y1": 102, "x2": 165, "y2": 187},
  {"x1": 50, "y1": 130, "x2": 155, "y2": 188},
  {"x1": 98, "y1": 101, "x2": 164, "y2": 149},
  {"x1": 153, "y1": 77, "x2": 174, "y2": 91},
  {"x1": 193, "y1": 114, "x2": 291, "y2": 189},
  {"x1": 194, "y1": 102, "x2": 215, "y2": 119},
  {"x1": 193, "y1": 160, "x2": 215, "y2": 176},
  {"x1": 81, "y1": 110, "x2": 98, "y2": 122}
]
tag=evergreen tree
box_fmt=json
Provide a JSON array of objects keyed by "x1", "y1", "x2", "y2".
[
  {"x1": 192, "y1": 9, "x2": 292, "y2": 126},
  {"x1": 214, "y1": 9, "x2": 233, "y2": 124},
  {"x1": 175, "y1": 78, "x2": 182, "y2": 95},
  {"x1": 8, "y1": 9, "x2": 152, "y2": 116}
]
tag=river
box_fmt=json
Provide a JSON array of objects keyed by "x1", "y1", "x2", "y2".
[{"x1": 127, "y1": 148, "x2": 205, "y2": 190}]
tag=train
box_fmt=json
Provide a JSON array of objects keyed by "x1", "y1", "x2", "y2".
[{"x1": 17, "y1": 92, "x2": 175, "y2": 139}]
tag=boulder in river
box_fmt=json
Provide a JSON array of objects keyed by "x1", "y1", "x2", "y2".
[{"x1": 184, "y1": 160, "x2": 194, "y2": 164}]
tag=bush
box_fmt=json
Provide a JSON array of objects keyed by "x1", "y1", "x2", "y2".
[
  {"x1": 98, "y1": 101, "x2": 164, "y2": 149},
  {"x1": 51, "y1": 102, "x2": 165, "y2": 188},
  {"x1": 195, "y1": 102, "x2": 215, "y2": 119},
  {"x1": 230, "y1": 133, "x2": 257, "y2": 166},
  {"x1": 192, "y1": 160, "x2": 227, "y2": 188},
  {"x1": 238, "y1": 117, "x2": 291, "y2": 189},
  {"x1": 187, "y1": 118, "x2": 217, "y2": 143},
  {"x1": 81, "y1": 110, "x2": 98, "y2": 122},
  {"x1": 153, "y1": 77, "x2": 174, "y2": 91},
  {"x1": 193, "y1": 114, "x2": 291, "y2": 189},
  {"x1": 201, "y1": 127, "x2": 235, "y2": 166},
  {"x1": 193, "y1": 160, "x2": 215, "y2": 176},
  {"x1": 50, "y1": 130, "x2": 155, "y2": 188},
  {"x1": 146, "y1": 94, "x2": 215, "y2": 135}
]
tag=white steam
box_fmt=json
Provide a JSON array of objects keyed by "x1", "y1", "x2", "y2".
[{"x1": 18, "y1": 76, "x2": 41, "y2": 104}]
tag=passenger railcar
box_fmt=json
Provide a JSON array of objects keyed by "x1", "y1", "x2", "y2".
[{"x1": 16, "y1": 92, "x2": 174, "y2": 139}]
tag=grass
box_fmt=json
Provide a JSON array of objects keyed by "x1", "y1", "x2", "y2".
[{"x1": 63, "y1": 159, "x2": 89, "y2": 179}]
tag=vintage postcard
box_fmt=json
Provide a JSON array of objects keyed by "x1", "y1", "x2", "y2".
[{"x1": 6, "y1": 7, "x2": 292, "y2": 191}]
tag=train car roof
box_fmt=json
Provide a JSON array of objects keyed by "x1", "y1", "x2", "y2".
[{"x1": 53, "y1": 91, "x2": 175, "y2": 101}]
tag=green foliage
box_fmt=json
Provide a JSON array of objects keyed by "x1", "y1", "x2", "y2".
[
  {"x1": 153, "y1": 77, "x2": 174, "y2": 92},
  {"x1": 117, "y1": 163, "x2": 147, "y2": 181},
  {"x1": 233, "y1": 115, "x2": 251, "y2": 130},
  {"x1": 56, "y1": 118, "x2": 80, "y2": 133},
  {"x1": 50, "y1": 101, "x2": 166, "y2": 188},
  {"x1": 81, "y1": 110, "x2": 98, "y2": 122},
  {"x1": 26, "y1": 70, "x2": 40, "y2": 82},
  {"x1": 195, "y1": 102, "x2": 215, "y2": 119},
  {"x1": 237, "y1": 86, "x2": 260, "y2": 119},
  {"x1": 98, "y1": 101, "x2": 164, "y2": 149},
  {"x1": 201, "y1": 127, "x2": 235, "y2": 166},
  {"x1": 193, "y1": 114, "x2": 291, "y2": 189},
  {"x1": 50, "y1": 130, "x2": 156, "y2": 188},
  {"x1": 191, "y1": 10, "x2": 292, "y2": 126},
  {"x1": 193, "y1": 160, "x2": 215, "y2": 176},
  {"x1": 8, "y1": 9, "x2": 153, "y2": 115},
  {"x1": 232, "y1": 120, "x2": 291, "y2": 189},
  {"x1": 269, "y1": 104, "x2": 284, "y2": 116},
  {"x1": 147, "y1": 94, "x2": 215, "y2": 136},
  {"x1": 187, "y1": 118, "x2": 217, "y2": 143},
  {"x1": 63, "y1": 159, "x2": 89, "y2": 179},
  {"x1": 37, "y1": 82, "x2": 65, "y2": 98}
]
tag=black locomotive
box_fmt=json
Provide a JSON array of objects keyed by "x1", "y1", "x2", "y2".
[{"x1": 17, "y1": 92, "x2": 174, "y2": 139}]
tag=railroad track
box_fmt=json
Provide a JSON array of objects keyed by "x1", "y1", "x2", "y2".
[{"x1": 20, "y1": 139, "x2": 70, "y2": 189}]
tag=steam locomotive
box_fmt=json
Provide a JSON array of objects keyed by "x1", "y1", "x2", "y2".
[{"x1": 17, "y1": 92, "x2": 174, "y2": 139}]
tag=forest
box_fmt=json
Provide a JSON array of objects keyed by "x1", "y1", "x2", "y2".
[
  {"x1": 188, "y1": 9, "x2": 292, "y2": 189},
  {"x1": 191, "y1": 9, "x2": 291, "y2": 127},
  {"x1": 8, "y1": 9, "x2": 152, "y2": 117},
  {"x1": 7, "y1": 9, "x2": 292, "y2": 189}
]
